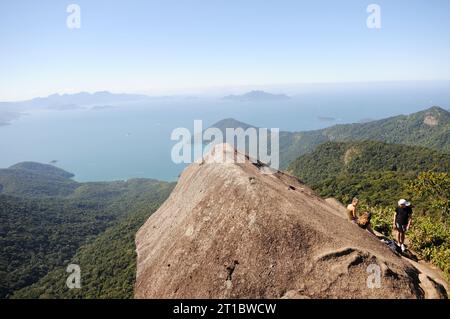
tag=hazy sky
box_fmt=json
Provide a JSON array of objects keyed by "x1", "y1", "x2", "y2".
[{"x1": 1, "y1": 0, "x2": 450, "y2": 100}]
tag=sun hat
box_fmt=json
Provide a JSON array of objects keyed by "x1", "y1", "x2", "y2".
[{"x1": 398, "y1": 199, "x2": 407, "y2": 206}]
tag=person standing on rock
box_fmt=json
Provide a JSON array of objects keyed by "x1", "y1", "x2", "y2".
[
  {"x1": 346, "y1": 197, "x2": 359, "y2": 223},
  {"x1": 394, "y1": 199, "x2": 413, "y2": 252}
]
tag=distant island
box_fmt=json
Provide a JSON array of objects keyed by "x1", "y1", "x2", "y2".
[
  {"x1": 0, "y1": 91, "x2": 151, "y2": 124},
  {"x1": 223, "y1": 90, "x2": 291, "y2": 102},
  {"x1": 0, "y1": 91, "x2": 150, "y2": 110},
  {"x1": 0, "y1": 92, "x2": 205, "y2": 125},
  {"x1": 0, "y1": 110, "x2": 23, "y2": 126}
]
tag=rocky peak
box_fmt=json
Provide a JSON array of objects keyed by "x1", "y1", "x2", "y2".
[{"x1": 135, "y1": 144, "x2": 439, "y2": 299}]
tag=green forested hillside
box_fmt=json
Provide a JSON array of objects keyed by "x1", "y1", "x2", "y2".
[
  {"x1": 11, "y1": 201, "x2": 163, "y2": 299},
  {"x1": 284, "y1": 109, "x2": 450, "y2": 236},
  {"x1": 0, "y1": 162, "x2": 79, "y2": 197},
  {"x1": 288, "y1": 141, "x2": 450, "y2": 278},
  {"x1": 9, "y1": 162, "x2": 75, "y2": 179},
  {"x1": 320, "y1": 106, "x2": 450, "y2": 151},
  {"x1": 211, "y1": 106, "x2": 450, "y2": 168},
  {"x1": 0, "y1": 163, "x2": 174, "y2": 298},
  {"x1": 280, "y1": 107, "x2": 450, "y2": 166},
  {"x1": 288, "y1": 140, "x2": 450, "y2": 204},
  {"x1": 0, "y1": 194, "x2": 116, "y2": 297}
]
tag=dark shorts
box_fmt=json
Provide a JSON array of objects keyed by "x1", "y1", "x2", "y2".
[{"x1": 396, "y1": 223, "x2": 407, "y2": 232}]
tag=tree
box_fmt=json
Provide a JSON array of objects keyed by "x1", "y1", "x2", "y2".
[{"x1": 407, "y1": 172, "x2": 450, "y2": 216}]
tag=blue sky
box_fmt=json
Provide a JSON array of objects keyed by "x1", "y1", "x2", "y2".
[{"x1": 1, "y1": 0, "x2": 450, "y2": 100}]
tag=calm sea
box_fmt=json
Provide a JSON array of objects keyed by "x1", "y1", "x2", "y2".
[{"x1": 1, "y1": 89, "x2": 449, "y2": 182}]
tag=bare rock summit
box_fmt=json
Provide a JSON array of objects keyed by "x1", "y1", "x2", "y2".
[{"x1": 135, "y1": 144, "x2": 427, "y2": 299}]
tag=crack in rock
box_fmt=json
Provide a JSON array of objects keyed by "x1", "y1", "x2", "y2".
[{"x1": 226, "y1": 260, "x2": 239, "y2": 281}]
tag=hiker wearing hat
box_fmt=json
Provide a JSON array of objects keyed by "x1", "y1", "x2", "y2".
[{"x1": 393, "y1": 199, "x2": 413, "y2": 252}]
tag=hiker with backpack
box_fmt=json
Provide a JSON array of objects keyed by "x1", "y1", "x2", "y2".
[{"x1": 394, "y1": 199, "x2": 413, "y2": 252}]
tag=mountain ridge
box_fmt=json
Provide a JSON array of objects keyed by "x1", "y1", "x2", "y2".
[
  {"x1": 208, "y1": 106, "x2": 450, "y2": 168},
  {"x1": 288, "y1": 140, "x2": 450, "y2": 185},
  {"x1": 287, "y1": 140, "x2": 450, "y2": 207}
]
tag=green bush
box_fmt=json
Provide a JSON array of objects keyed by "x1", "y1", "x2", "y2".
[
  {"x1": 407, "y1": 171, "x2": 450, "y2": 216},
  {"x1": 368, "y1": 206, "x2": 393, "y2": 237},
  {"x1": 409, "y1": 216, "x2": 450, "y2": 279}
]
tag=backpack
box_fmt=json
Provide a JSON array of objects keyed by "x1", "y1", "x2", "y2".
[{"x1": 384, "y1": 239, "x2": 401, "y2": 254}]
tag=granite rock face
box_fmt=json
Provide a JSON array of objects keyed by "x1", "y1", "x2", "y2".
[{"x1": 135, "y1": 144, "x2": 425, "y2": 299}]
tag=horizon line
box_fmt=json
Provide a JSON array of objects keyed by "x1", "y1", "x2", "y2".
[{"x1": 2, "y1": 79, "x2": 450, "y2": 103}]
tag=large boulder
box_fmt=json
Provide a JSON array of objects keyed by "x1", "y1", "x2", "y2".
[{"x1": 135, "y1": 144, "x2": 425, "y2": 299}]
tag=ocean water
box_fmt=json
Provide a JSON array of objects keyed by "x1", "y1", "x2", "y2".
[{"x1": 1, "y1": 88, "x2": 449, "y2": 182}]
